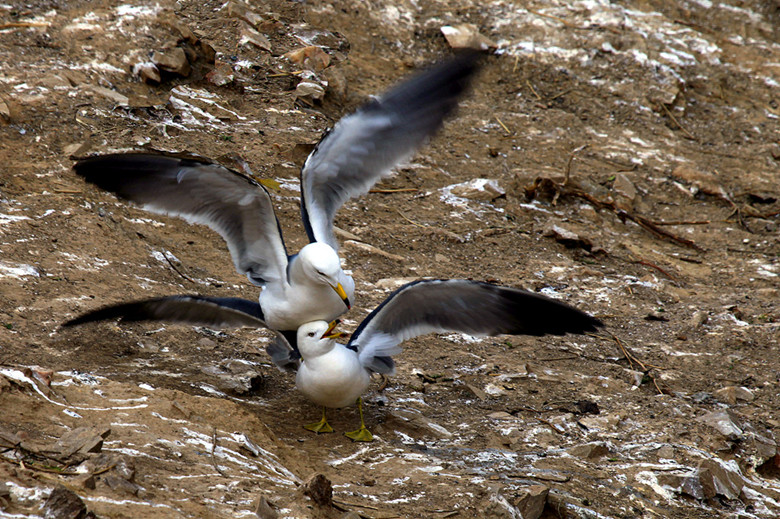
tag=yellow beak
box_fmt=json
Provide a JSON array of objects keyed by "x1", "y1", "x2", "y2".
[
  {"x1": 332, "y1": 282, "x2": 351, "y2": 309},
  {"x1": 321, "y1": 319, "x2": 349, "y2": 339}
]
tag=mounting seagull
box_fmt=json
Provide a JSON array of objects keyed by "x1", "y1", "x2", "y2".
[
  {"x1": 63, "y1": 278, "x2": 604, "y2": 441},
  {"x1": 72, "y1": 52, "x2": 481, "y2": 349}
]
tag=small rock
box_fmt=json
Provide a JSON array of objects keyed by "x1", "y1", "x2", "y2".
[
  {"x1": 689, "y1": 311, "x2": 708, "y2": 328},
  {"x1": 389, "y1": 409, "x2": 453, "y2": 438},
  {"x1": 302, "y1": 473, "x2": 332, "y2": 507},
  {"x1": 132, "y1": 62, "x2": 161, "y2": 84},
  {"x1": 152, "y1": 48, "x2": 191, "y2": 77},
  {"x1": 513, "y1": 485, "x2": 548, "y2": 519},
  {"x1": 613, "y1": 173, "x2": 637, "y2": 202},
  {"x1": 696, "y1": 409, "x2": 743, "y2": 441},
  {"x1": 0, "y1": 96, "x2": 10, "y2": 123},
  {"x1": 321, "y1": 67, "x2": 347, "y2": 102},
  {"x1": 294, "y1": 80, "x2": 326, "y2": 102},
  {"x1": 61, "y1": 70, "x2": 88, "y2": 86},
  {"x1": 670, "y1": 164, "x2": 728, "y2": 199},
  {"x1": 644, "y1": 311, "x2": 668, "y2": 322},
  {"x1": 62, "y1": 142, "x2": 92, "y2": 158},
  {"x1": 42, "y1": 485, "x2": 87, "y2": 519},
  {"x1": 714, "y1": 386, "x2": 755, "y2": 405},
  {"x1": 201, "y1": 363, "x2": 264, "y2": 396},
  {"x1": 343, "y1": 240, "x2": 406, "y2": 262},
  {"x1": 227, "y1": 1, "x2": 265, "y2": 27},
  {"x1": 449, "y1": 178, "x2": 505, "y2": 201},
  {"x1": 73, "y1": 474, "x2": 96, "y2": 490},
  {"x1": 285, "y1": 46, "x2": 331, "y2": 72},
  {"x1": 54, "y1": 426, "x2": 111, "y2": 458},
  {"x1": 339, "y1": 513, "x2": 361, "y2": 519},
  {"x1": 239, "y1": 22, "x2": 272, "y2": 52},
  {"x1": 487, "y1": 411, "x2": 515, "y2": 420},
  {"x1": 103, "y1": 474, "x2": 141, "y2": 496},
  {"x1": 375, "y1": 277, "x2": 421, "y2": 289},
  {"x1": 88, "y1": 85, "x2": 129, "y2": 106},
  {"x1": 206, "y1": 62, "x2": 234, "y2": 86},
  {"x1": 440, "y1": 23, "x2": 497, "y2": 50},
  {"x1": 466, "y1": 383, "x2": 488, "y2": 401},
  {"x1": 752, "y1": 218, "x2": 778, "y2": 233},
  {"x1": 568, "y1": 442, "x2": 610, "y2": 460},
  {"x1": 255, "y1": 496, "x2": 278, "y2": 519},
  {"x1": 542, "y1": 224, "x2": 592, "y2": 251},
  {"x1": 697, "y1": 459, "x2": 744, "y2": 500}
]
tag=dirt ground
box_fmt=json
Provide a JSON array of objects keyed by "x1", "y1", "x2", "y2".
[{"x1": 1, "y1": 0, "x2": 779, "y2": 517}]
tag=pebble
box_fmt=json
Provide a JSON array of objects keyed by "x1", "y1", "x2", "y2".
[
  {"x1": 696, "y1": 409, "x2": 743, "y2": 440},
  {"x1": 294, "y1": 80, "x2": 325, "y2": 102},
  {"x1": 612, "y1": 173, "x2": 637, "y2": 202},
  {"x1": 255, "y1": 496, "x2": 278, "y2": 519},
  {"x1": 714, "y1": 385, "x2": 755, "y2": 404},
  {"x1": 302, "y1": 473, "x2": 332, "y2": 507},
  {"x1": 239, "y1": 22, "x2": 272, "y2": 52},
  {"x1": 440, "y1": 23, "x2": 497, "y2": 50},
  {"x1": 133, "y1": 62, "x2": 161, "y2": 84},
  {"x1": 152, "y1": 48, "x2": 191, "y2": 77},
  {"x1": 88, "y1": 85, "x2": 129, "y2": 106},
  {"x1": 285, "y1": 46, "x2": 331, "y2": 72},
  {"x1": 513, "y1": 485, "x2": 548, "y2": 519},
  {"x1": 449, "y1": 178, "x2": 505, "y2": 201},
  {"x1": 567, "y1": 442, "x2": 610, "y2": 460},
  {"x1": 689, "y1": 310, "x2": 708, "y2": 328},
  {"x1": 41, "y1": 485, "x2": 88, "y2": 519}
]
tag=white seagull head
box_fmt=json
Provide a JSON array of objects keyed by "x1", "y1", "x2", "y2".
[
  {"x1": 297, "y1": 320, "x2": 343, "y2": 359},
  {"x1": 297, "y1": 242, "x2": 351, "y2": 309}
]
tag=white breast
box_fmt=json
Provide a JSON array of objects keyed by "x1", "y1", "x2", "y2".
[{"x1": 296, "y1": 346, "x2": 371, "y2": 408}]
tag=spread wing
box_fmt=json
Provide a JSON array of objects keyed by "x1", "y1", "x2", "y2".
[
  {"x1": 348, "y1": 279, "x2": 603, "y2": 374},
  {"x1": 300, "y1": 52, "x2": 481, "y2": 250},
  {"x1": 62, "y1": 295, "x2": 267, "y2": 329},
  {"x1": 74, "y1": 153, "x2": 289, "y2": 287}
]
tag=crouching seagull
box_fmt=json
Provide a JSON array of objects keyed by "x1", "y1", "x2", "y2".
[
  {"x1": 71, "y1": 52, "x2": 481, "y2": 350},
  {"x1": 63, "y1": 278, "x2": 603, "y2": 441}
]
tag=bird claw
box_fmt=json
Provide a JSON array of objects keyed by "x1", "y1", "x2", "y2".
[
  {"x1": 345, "y1": 426, "x2": 374, "y2": 442},
  {"x1": 304, "y1": 419, "x2": 334, "y2": 434}
]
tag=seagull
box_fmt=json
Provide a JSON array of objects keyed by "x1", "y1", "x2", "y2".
[
  {"x1": 63, "y1": 278, "x2": 604, "y2": 441},
  {"x1": 72, "y1": 52, "x2": 481, "y2": 350}
]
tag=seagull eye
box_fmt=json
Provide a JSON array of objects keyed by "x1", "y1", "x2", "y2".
[{"x1": 307, "y1": 332, "x2": 315, "y2": 337}]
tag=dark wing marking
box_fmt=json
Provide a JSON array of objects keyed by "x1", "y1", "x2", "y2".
[
  {"x1": 348, "y1": 279, "x2": 603, "y2": 373},
  {"x1": 300, "y1": 52, "x2": 481, "y2": 249},
  {"x1": 74, "y1": 153, "x2": 289, "y2": 286},
  {"x1": 265, "y1": 332, "x2": 301, "y2": 373},
  {"x1": 62, "y1": 295, "x2": 267, "y2": 329}
]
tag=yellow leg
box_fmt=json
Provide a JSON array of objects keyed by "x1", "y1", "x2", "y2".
[
  {"x1": 345, "y1": 398, "x2": 374, "y2": 442},
  {"x1": 304, "y1": 407, "x2": 334, "y2": 434}
]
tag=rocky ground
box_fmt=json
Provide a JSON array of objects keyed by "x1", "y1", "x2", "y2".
[{"x1": 1, "y1": 0, "x2": 779, "y2": 517}]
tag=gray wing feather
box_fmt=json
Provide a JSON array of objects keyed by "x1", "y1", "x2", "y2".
[
  {"x1": 74, "y1": 153, "x2": 289, "y2": 286},
  {"x1": 301, "y1": 52, "x2": 481, "y2": 249},
  {"x1": 62, "y1": 295, "x2": 267, "y2": 329},
  {"x1": 348, "y1": 279, "x2": 603, "y2": 371}
]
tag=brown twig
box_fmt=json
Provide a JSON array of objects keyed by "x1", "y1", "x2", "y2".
[
  {"x1": 629, "y1": 257, "x2": 680, "y2": 283},
  {"x1": 646, "y1": 219, "x2": 711, "y2": 226},
  {"x1": 526, "y1": 8, "x2": 576, "y2": 28},
  {"x1": 525, "y1": 80, "x2": 542, "y2": 100},
  {"x1": 495, "y1": 116, "x2": 512, "y2": 135},
  {"x1": 661, "y1": 103, "x2": 697, "y2": 141},
  {"x1": 211, "y1": 427, "x2": 226, "y2": 477},
  {"x1": 536, "y1": 418, "x2": 566, "y2": 435},
  {"x1": 0, "y1": 22, "x2": 50, "y2": 29},
  {"x1": 563, "y1": 145, "x2": 589, "y2": 186},
  {"x1": 548, "y1": 88, "x2": 572, "y2": 101},
  {"x1": 163, "y1": 252, "x2": 195, "y2": 283},
  {"x1": 369, "y1": 187, "x2": 418, "y2": 193}
]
